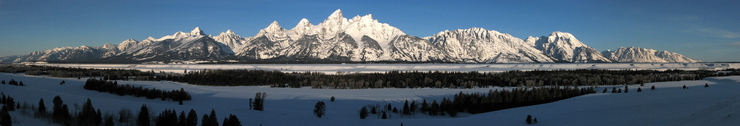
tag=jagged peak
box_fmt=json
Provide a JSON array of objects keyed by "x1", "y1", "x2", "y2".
[
  {"x1": 294, "y1": 18, "x2": 312, "y2": 28},
  {"x1": 264, "y1": 21, "x2": 284, "y2": 32},
  {"x1": 190, "y1": 27, "x2": 206, "y2": 35},
  {"x1": 328, "y1": 9, "x2": 343, "y2": 20},
  {"x1": 219, "y1": 29, "x2": 237, "y2": 36},
  {"x1": 122, "y1": 38, "x2": 138, "y2": 42},
  {"x1": 350, "y1": 14, "x2": 374, "y2": 22}
]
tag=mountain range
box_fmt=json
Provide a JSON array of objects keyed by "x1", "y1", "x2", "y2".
[{"x1": 0, "y1": 9, "x2": 698, "y2": 63}]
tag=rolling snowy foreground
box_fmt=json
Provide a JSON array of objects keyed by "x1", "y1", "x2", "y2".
[{"x1": 2, "y1": 73, "x2": 740, "y2": 126}]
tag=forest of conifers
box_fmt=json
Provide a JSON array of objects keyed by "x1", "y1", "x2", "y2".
[{"x1": 1, "y1": 64, "x2": 738, "y2": 89}]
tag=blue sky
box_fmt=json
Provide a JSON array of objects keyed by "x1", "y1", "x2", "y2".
[{"x1": 0, "y1": 0, "x2": 738, "y2": 61}]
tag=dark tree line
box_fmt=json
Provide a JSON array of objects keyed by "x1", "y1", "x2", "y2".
[
  {"x1": 360, "y1": 86, "x2": 595, "y2": 118},
  {"x1": 0, "y1": 65, "x2": 159, "y2": 80},
  {"x1": 131, "y1": 68, "x2": 740, "y2": 89},
  {"x1": 84, "y1": 79, "x2": 191, "y2": 103},
  {"x1": 21, "y1": 95, "x2": 241, "y2": 126},
  {"x1": 0, "y1": 93, "x2": 14, "y2": 126},
  {"x1": 3, "y1": 65, "x2": 740, "y2": 89},
  {"x1": 1, "y1": 79, "x2": 23, "y2": 87}
]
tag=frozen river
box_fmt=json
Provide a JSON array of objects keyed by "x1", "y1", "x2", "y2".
[{"x1": 25, "y1": 63, "x2": 740, "y2": 74}]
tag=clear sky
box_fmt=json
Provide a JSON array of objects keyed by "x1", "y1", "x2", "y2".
[{"x1": 0, "y1": 0, "x2": 738, "y2": 61}]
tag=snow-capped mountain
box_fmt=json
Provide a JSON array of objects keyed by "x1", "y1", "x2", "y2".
[
  {"x1": 0, "y1": 9, "x2": 698, "y2": 63},
  {"x1": 13, "y1": 45, "x2": 116, "y2": 63},
  {"x1": 602, "y1": 47, "x2": 698, "y2": 63},
  {"x1": 213, "y1": 29, "x2": 245, "y2": 49},
  {"x1": 529, "y1": 32, "x2": 610, "y2": 63},
  {"x1": 429, "y1": 28, "x2": 553, "y2": 63}
]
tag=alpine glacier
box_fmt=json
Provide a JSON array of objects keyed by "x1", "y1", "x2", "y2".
[{"x1": 0, "y1": 9, "x2": 697, "y2": 63}]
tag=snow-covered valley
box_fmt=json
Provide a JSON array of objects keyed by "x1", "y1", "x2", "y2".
[{"x1": 2, "y1": 72, "x2": 740, "y2": 126}]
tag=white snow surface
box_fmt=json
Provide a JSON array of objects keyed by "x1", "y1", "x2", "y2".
[{"x1": 2, "y1": 73, "x2": 740, "y2": 126}]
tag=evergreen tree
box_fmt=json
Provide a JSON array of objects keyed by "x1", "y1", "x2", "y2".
[
  {"x1": 201, "y1": 109, "x2": 218, "y2": 126},
  {"x1": 430, "y1": 100, "x2": 439, "y2": 116},
  {"x1": 611, "y1": 87, "x2": 617, "y2": 93},
  {"x1": 79, "y1": 98, "x2": 102, "y2": 126},
  {"x1": 118, "y1": 109, "x2": 132, "y2": 123},
  {"x1": 409, "y1": 101, "x2": 417, "y2": 113},
  {"x1": 138, "y1": 105, "x2": 150, "y2": 126},
  {"x1": 421, "y1": 100, "x2": 428, "y2": 113},
  {"x1": 178, "y1": 111, "x2": 187, "y2": 126},
  {"x1": 0, "y1": 106, "x2": 10, "y2": 126},
  {"x1": 36, "y1": 98, "x2": 46, "y2": 117},
  {"x1": 624, "y1": 85, "x2": 629, "y2": 93},
  {"x1": 402, "y1": 100, "x2": 410, "y2": 115},
  {"x1": 253, "y1": 92, "x2": 266, "y2": 111},
  {"x1": 201, "y1": 115, "x2": 209, "y2": 126},
  {"x1": 683, "y1": 85, "x2": 687, "y2": 89},
  {"x1": 526, "y1": 114, "x2": 532, "y2": 124},
  {"x1": 330, "y1": 96, "x2": 335, "y2": 102},
  {"x1": 602, "y1": 88, "x2": 607, "y2": 93},
  {"x1": 104, "y1": 116, "x2": 115, "y2": 126},
  {"x1": 155, "y1": 109, "x2": 178, "y2": 126},
  {"x1": 314, "y1": 101, "x2": 326, "y2": 118},
  {"x1": 705, "y1": 83, "x2": 709, "y2": 88},
  {"x1": 637, "y1": 87, "x2": 642, "y2": 92},
  {"x1": 222, "y1": 114, "x2": 241, "y2": 126},
  {"x1": 359, "y1": 107, "x2": 368, "y2": 119},
  {"x1": 52, "y1": 96, "x2": 70, "y2": 124},
  {"x1": 186, "y1": 109, "x2": 198, "y2": 126},
  {"x1": 370, "y1": 106, "x2": 377, "y2": 114},
  {"x1": 651, "y1": 85, "x2": 656, "y2": 90},
  {"x1": 381, "y1": 111, "x2": 387, "y2": 119}
]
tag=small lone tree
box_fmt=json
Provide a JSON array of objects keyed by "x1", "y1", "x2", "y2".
[
  {"x1": 360, "y1": 107, "x2": 368, "y2": 119},
  {"x1": 683, "y1": 85, "x2": 687, "y2": 89},
  {"x1": 637, "y1": 87, "x2": 642, "y2": 92},
  {"x1": 314, "y1": 101, "x2": 326, "y2": 118},
  {"x1": 705, "y1": 83, "x2": 709, "y2": 88},
  {"x1": 381, "y1": 111, "x2": 388, "y2": 119},
  {"x1": 651, "y1": 85, "x2": 656, "y2": 90},
  {"x1": 330, "y1": 96, "x2": 335, "y2": 102},
  {"x1": 624, "y1": 85, "x2": 629, "y2": 93},
  {"x1": 526, "y1": 114, "x2": 533, "y2": 124}
]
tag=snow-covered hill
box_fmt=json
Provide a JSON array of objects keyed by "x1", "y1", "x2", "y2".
[
  {"x1": 0, "y1": 9, "x2": 697, "y2": 63},
  {"x1": 2, "y1": 73, "x2": 740, "y2": 126}
]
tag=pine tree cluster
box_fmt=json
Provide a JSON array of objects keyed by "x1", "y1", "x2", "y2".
[{"x1": 84, "y1": 79, "x2": 191, "y2": 103}]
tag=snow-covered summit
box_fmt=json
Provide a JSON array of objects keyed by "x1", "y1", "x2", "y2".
[
  {"x1": 190, "y1": 27, "x2": 206, "y2": 36},
  {"x1": 532, "y1": 31, "x2": 610, "y2": 62},
  {"x1": 602, "y1": 47, "x2": 697, "y2": 63}
]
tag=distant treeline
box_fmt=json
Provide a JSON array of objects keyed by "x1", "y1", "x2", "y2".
[
  {"x1": 360, "y1": 86, "x2": 596, "y2": 118},
  {"x1": 167, "y1": 69, "x2": 738, "y2": 88},
  {"x1": 84, "y1": 79, "x2": 191, "y2": 104},
  {"x1": 2, "y1": 64, "x2": 739, "y2": 88}
]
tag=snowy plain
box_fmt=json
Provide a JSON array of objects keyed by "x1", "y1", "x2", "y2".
[
  {"x1": 26, "y1": 63, "x2": 740, "y2": 74},
  {"x1": 2, "y1": 72, "x2": 740, "y2": 126}
]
